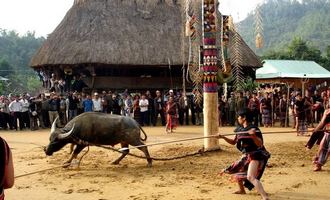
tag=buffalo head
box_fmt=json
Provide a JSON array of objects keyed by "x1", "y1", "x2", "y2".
[{"x1": 44, "y1": 117, "x2": 75, "y2": 156}]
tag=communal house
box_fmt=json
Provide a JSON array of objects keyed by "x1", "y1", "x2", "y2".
[{"x1": 30, "y1": 0, "x2": 261, "y2": 92}]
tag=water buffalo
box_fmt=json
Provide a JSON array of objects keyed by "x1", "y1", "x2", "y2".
[{"x1": 44, "y1": 112, "x2": 152, "y2": 167}]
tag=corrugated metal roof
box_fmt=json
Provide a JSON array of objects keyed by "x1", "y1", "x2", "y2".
[{"x1": 256, "y1": 60, "x2": 330, "y2": 79}]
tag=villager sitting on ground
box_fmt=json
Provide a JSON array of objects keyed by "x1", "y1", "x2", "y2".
[
  {"x1": 0, "y1": 136, "x2": 14, "y2": 199},
  {"x1": 217, "y1": 109, "x2": 270, "y2": 200},
  {"x1": 306, "y1": 108, "x2": 330, "y2": 171}
]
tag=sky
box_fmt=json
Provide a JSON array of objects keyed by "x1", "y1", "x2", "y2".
[{"x1": 0, "y1": 0, "x2": 264, "y2": 37}]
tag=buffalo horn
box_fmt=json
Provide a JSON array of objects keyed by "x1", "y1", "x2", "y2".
[
  {"x1": 50, "y1": 117, "x2": 59, "y2": 135},
  {"x1": 58, "y1": 124, "x2": 75, "y2": 140}
]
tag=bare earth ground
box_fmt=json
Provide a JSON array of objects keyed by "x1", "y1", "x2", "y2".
[{"x1": 1, "y1": 126, "x2": 330, "y2": 200}]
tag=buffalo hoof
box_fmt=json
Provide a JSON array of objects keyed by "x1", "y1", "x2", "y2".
[
  {"x1": 111, "y1": 161, "x2": 120, "y2": 165},
  {"x1": 62, "y1": 162, "x2": 71, "y2": 168},
  {"x1": 147, "y1": 163, "x2": 152, "y2": 168}
]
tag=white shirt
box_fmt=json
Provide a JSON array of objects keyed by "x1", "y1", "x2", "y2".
[
  {"x1": 139, "y1": 99, "x2": 149, "y2": 112},
  {"x1": 20, "y1": 99, "x2": 30, "y2": 112},
  {"x1": 9, "y1": 100, "x2": 22, "y2": 112},
  {"x1": 92, "y1": 98, "x2": 102, "y2": 111}
]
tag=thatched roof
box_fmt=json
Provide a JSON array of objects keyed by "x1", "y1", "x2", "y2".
[
  {"x1": 228, "y1": 30, "x2": 262, "y2": 68},
  {"x1": 30, "y1": 0, "x2": 261, "y2": 68}
]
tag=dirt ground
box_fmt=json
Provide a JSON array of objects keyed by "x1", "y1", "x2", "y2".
[{"x1": 1, "y1": 125, "x2": 330, "y2": 200}]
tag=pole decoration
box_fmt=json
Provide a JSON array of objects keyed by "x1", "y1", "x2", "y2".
[{"x1": 202, "y1": 0, "x2": 218, "y2": 93}]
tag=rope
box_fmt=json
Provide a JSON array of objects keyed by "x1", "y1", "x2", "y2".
[
  {"x1": 7, "y1": 141, "x2": 45, "y2": 147},
  {"x1": 13, "y1": 128, "x2": 304, "y2": 178},
  {"x1": 94, "y1": 144, "x2": 216, "y2": 161},
  {"x1": 15, "y1": 163, "x2": 70, "y2": 179}
]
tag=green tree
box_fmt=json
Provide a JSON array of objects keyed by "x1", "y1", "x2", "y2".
[
  {"x1": 237, "y1": 77, "x2": 259, "y2": 92},
  {"x1": 0, "y1": 58, "x2": 11, "y2": 77}
]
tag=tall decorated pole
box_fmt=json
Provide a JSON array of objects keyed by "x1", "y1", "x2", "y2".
[{"x1": 202, "y1": 0, "x2": 220, "y2": 150}]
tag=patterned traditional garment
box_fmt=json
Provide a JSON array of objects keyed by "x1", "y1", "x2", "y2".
[
  {"x1": 313, "y1": 132, "x2": 330, "y2": 166},
  {"x1": 166, "y1": 102, "x2": 178, "y2": 130},
  {"x1": 223, "y1": 125, "x2": 270, "y2": 190},
  {"x1": 297, "y1": 119, "x2": 308, "y2": 135},
  {"x1": 166, "y1": 113, "x2": 177, "y2": 130},
  {"x1": 224, "y1": 153, "x2": 269, "y2": 190},
  {"x1": 0, "y1": 137, "x2": 10, "y2": 200},
  {"x1": 262, "y1": 109, "x2": 271, "y2": 125}
]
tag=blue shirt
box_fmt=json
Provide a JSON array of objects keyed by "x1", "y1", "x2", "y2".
[{"x1": 83, "y1": 99, "x2": 93, "y2": 112}]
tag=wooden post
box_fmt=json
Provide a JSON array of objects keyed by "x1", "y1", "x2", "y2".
[{"x1": 202, "y1": 0, "x2": 220, "y2": 150}]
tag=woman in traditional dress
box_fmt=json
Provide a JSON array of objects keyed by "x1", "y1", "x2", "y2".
[
  {"x1": 260, "y1": 93, "x2": 272, "y2": 128},
  {"x1": 165, "y1": 96, "x2": 177, "y2": 133},
  {"x1": 133, "y1": 94, "x2": 141, "y2": 125},
  {"x1": 0, "y1": 136, "x2": 14, "y2": 200},
  {"x1": 217, "y1": 109, "x2": 270, "y2": 200},
  {"x1": 294, "y1": 93, "x2": 307, "y2": 136}
]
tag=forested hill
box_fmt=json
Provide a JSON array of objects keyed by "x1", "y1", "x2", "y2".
[
  {"x1": 0, "y1": 29, "x2": 45, "y2": 94},
  {"x1": 238, "y1": 0, "x2": 330, "y2": 55}
]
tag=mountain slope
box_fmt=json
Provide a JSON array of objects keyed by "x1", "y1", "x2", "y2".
[{"x1": 238, "y1": 0, "x2": 330, "y2": 55}]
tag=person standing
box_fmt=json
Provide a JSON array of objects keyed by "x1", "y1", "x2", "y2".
[
  {"x1": 295, "y1": 92, "x2": 307, "y2": 136},
  {"x1": 124, "y1": 94, "x2": 133, "y2": 117},
  {"x1": 0, "y1": 97, "x2": 10, "y2": 130},
  {"x1": 260, "y1": 93, "x2": 272, "y2": 128},
  {"x1": 8, "y1": 96, "x2": 22, "y2": 131},
  {"x1": 82, "y1": 95, "x2": 93, "y2": 112},
  {"x1": 228, "y1": 92, "x2": 236, "y2": 126},
  {"x1": 20, "y1": 94, "x2": 30, "y2": 130},
  {"x1": 28, "y1": 97, "x2": 39, "y2": 131},
  {"x1": 178, "y1": 92, "x2": 189, "y2": 126},
  {"x1": 133, "y1": 94, "x2": 141, "y2": 125},
  {"x1": 248, "y1": 92, "x2": 260, "y2": 127},
  {"x1": 67, "y1": 92, "x2": 79, "y2": 121},
  {"x1": 92, "y1": 93, "x2": 102, "y2": 112},
  {"x1": 58, "y1": 95, "x2": 67, "y2": 126},
  {"x1": 165, "y1": 96, "x2": 178, "y2": 133},
  {"x1": 144, "y1": 91, "x2": 152, "y2": 125},
  {"x1": 40, "y1": 94, "x2": 50, "y2": 128},
  {"x1": 217, "y1": 110, "x2": 270, "y2": 200},
  {"x1": 279, "y1": 94, "x2": 289, "y2": 127},
  {"x1": 305, "y1": 90, "x2": 314, "y2": 128},
  {"x1": 153, "y1": 90, "x2": 166, "y2": 126},
  {"x1": 48, "y1": 93, "x2": 60, "y2": 127},
  {"x1": 0, "y1": 136, "x2": 14, "y2": 199},
  {"x1": 139, "y1": 94, "x2": 149, "y2": 126}
]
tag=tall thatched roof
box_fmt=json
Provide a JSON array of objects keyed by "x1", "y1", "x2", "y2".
[{"x1": 30, "y1": 0, "x2": 261, "y2": 68}]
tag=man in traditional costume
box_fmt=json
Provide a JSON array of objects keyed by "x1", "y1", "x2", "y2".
[
  {"x1": 217, "y1": 109, "x2": 270, "y2": 200},
  {"x1": 306, "y1": 109, "x2": 330, "y2": 171}
]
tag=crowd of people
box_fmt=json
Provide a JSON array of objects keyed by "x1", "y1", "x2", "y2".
[
  {"x1": 1, "y1": 85, "x2": 330, "y2": 136},
  {"x1": 219, "y1": 87, "x2": 330, "y2": 136},
  {"x1": 0, "y1": 89, "x2": 204, "y2": 133}
]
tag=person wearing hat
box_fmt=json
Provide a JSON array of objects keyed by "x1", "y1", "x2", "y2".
[{"x1": 92, "y1": 92, "x2": 102, "y2": 112}]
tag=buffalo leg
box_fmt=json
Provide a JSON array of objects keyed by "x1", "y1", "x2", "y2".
[
  {"x1": 64, "y1": 144, "x2": 86, "y2": 167},
  {"x1": 129, "y1": 140, "x2": 153, "y2": 167},
  {"x1": 112, "y1": 143, "x2": 129, "y2": 165},
  {"x1": 137, "y1": 146, "x2": 152, "y2": 167}
]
